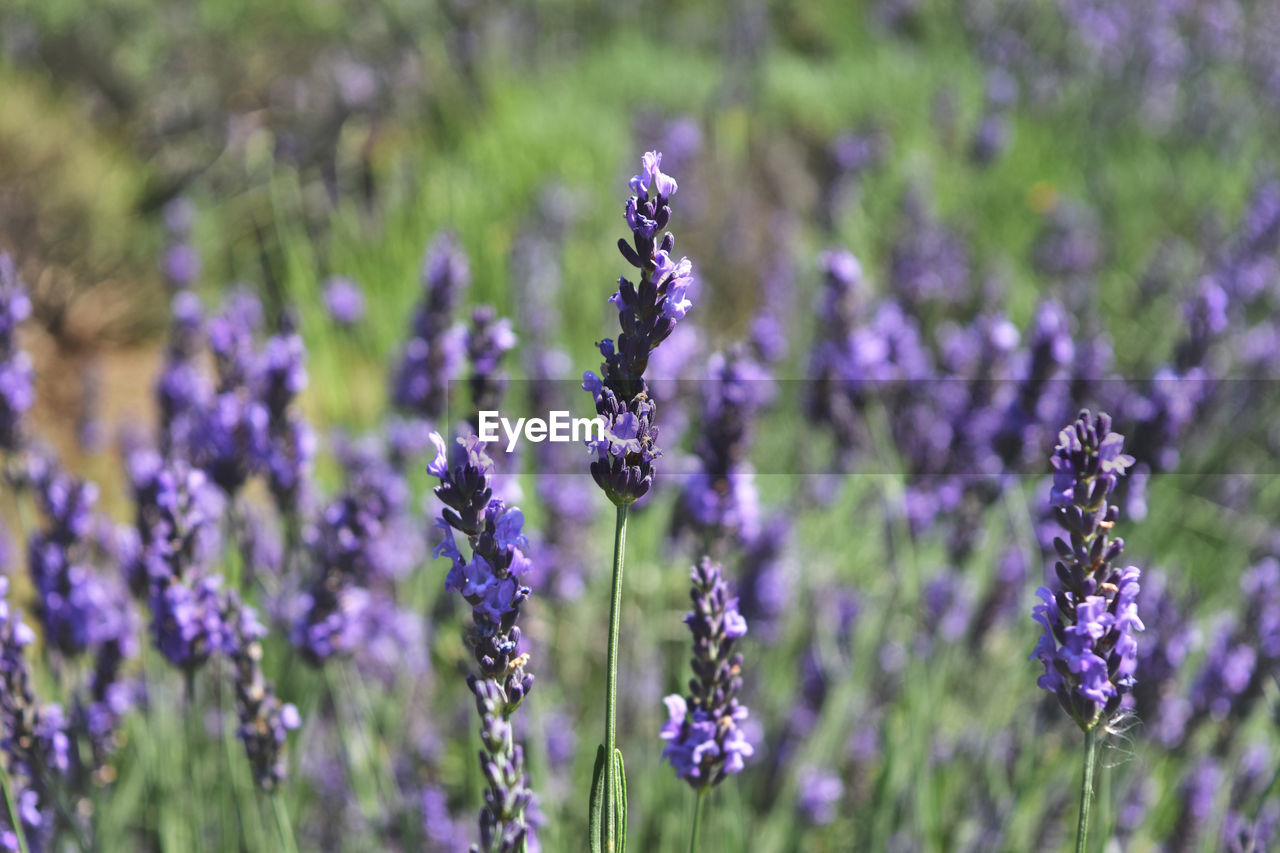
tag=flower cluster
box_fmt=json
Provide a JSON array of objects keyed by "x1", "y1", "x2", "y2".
[
  {"x1": 673, "y1": 347, "x2": 770, "y2": 553},
  {"x1": 0, "y1": 253, "x2": 33, "y2": 458},
  {"x1": 660, "y1": 558, "x2": 753, "y2": 788},
  {"x1": 393, "y1": 232, "x2": 470, "y2": 420},
  {"x1": 258, "y1": 315, "x2": 314, "y2": 518},
  {"x1": 160, "y1": 197, "x2": 200, "y2": 292},
  {"x1": 226, "y1": 596, "x2": 300, "y2": 790},
  {"x1": 429, "y1": 433, "x2": 537, "y2": 852},
  {"x1": 465, "y1": 306, "x2": 517, "y2": 423},
  {"x1": 1, "y1": 576, "x2": 70, "y2": 851},
  {"x1": 1030, "y1": 409, "x2": 1144, "y2": 730},
  {"x1": 292, "y1": 436, "x2": 419, "y2": 664},
  {"x1": 195, "y1": 289, "x2": 271, "y2": 496},
  {"x1": 156, "y1": 291, "x2": 211, "y2": 458},
  {"x1": 128, "y1": 451, "x2": 229, "y2": 670},
  {"x1": 583, "y1": 151, "x2": 694, "y2": 506},
  {"x1": 24, "y1": 458, "x2": 105, "y2": 657}
]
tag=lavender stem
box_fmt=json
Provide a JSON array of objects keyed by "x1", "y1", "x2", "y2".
[
  {"x1": 1076, "y1": 726, "x2": 1098, "y2": 853},
  {"x1": 603, "y1": 504, "x2": 629, "y2": 851},
  {"x1": 688, "y1": 788, "x2": 706, "y2": 853},
  {"x1": 272, "y1": 792, "x2": 301, "y2": 853},
  {"x1": 1, "y1": 764, "x2": 31, "y2": 853}
]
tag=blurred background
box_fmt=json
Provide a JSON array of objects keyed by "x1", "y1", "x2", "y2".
[{"x1": 1, "y1": 0, "x2": 1279, "y2": 849}]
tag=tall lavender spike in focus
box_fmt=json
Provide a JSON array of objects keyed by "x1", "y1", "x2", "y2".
[
  {"x1": 660, "y1": 558, "x2": 754, "y2": 788},
  {"x1": 1030, "y1": 409, "x2": 1144, "y2": 731},
  {"x1": 428, "y1": 433, "x2": 537, "y2": 852},
  {"x1": 0, "y1": 253, "x2": 33, "y2": 459},
  {"x1": 582, "y1": 151, "x2": 694, "y2": 506},
  {"x1": 393, "y1": 232, "x2": 470, "y2": 421}
]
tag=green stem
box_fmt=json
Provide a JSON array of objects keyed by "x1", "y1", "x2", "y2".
[
  {"x1": 603, "y1": 504, "x2": 629, "y2": 852},
  {"x1": 688, "y1": 788, "x2": 706, "y2": 853},
  {"x1": 1, "y1": 763, "x2": 31, "y2": 853},
  {"x1": 272, "y1": 793, "x2": 301, "y2": 853},
  {"x1": 1075, "y1": 726, "x2": 1098, "y2": 853}
]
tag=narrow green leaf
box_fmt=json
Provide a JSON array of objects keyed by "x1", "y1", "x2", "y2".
[
  {"x1": 613, "y1": 748, "x2": 627, "y2": 853},
  {"x1": 588, "y1": 744, "x2": 607, "y2": 853}
]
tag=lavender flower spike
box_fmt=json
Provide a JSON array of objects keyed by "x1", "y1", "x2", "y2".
[
  {"x1": 583, "y1": 150, "x2": 694, "y2": 506},
  {"x1": 0, "y1": 254, "x2": 33, "y2": 458},
  {"x1": 661, "y1": 558, "x2": 754, "y2": 789},
  {"x1": 429, "y1": 432, "x2": 537, "y2": 852},
  {"x1": 1030, "y1": 410, "x2": 1143, "y2": 853},
  {"x1": 1030, "y1": 409, "x2": 1144, "y2": 732}
]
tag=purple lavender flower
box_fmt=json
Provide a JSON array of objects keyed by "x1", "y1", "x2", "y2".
[
  {"x1": 465, "y1": 307, "x2": 517, "y2": 421},
  {"x1": 392, "y1": 232, "x2": 470, "y2": 420},
  {"x1": 797, "y1": 766, "x2": 844, "y2": 826},
  {"x1": 257, "y1": 318, "x2": 314, "y2": 517},
  {"x1": 129, "y1": 453, "x2": 228, "y2": 670},
  {"x1": 160, "y1": 198, "x2": 200, "y2": 292},
  {"x1": 77, "y1": 597, "x2": 138, "y2": 773},
  {"x1": 1032, "y1": 200, "x2": 1103, "y2": 282},
  {"x1": 1030, "y1": 410, "x2": 1144, "y2": 731},
  {"x1": 429, "y1": 432, "x2": 537, "y2": 851},
  {"x1": 323, "y1": 276, "x2": 366, "y2": 327},
  {"x1": 0, "y1": 253, "x2": 33, "y2": 457},
  {"x1": 162, "y1": 244, "x2": 201, "y2": 292},
  {"x1": 25, "y1": 458, "x2": 113, "y2": 657},
  {"x1": 156, "y1": 291, "x2": 212, "y2": 458},
  {"x1": 661, "y1": 558, "x2": 753, "y2": 788},
  {"x1": 1166, "y1": 759, "x2": 1221, "y2": 850},
  {"x1": 887, "y1": 187, "x2": 972, "y2": 310},
  {"x1": 292, "y1": 438, "x2": 416, "y2": 664},
  {"x1": 225, "y1": 596, "x2": 299, "y2": 789},
  {"x1": 1181, "y1": 558, "x2": 1280, "y2": 740},
  {"x1": 672, "y1": 347, "x2": 770, "y2": 553},
  {"x1": 1, "y1": 576, "x2": 69, "y2": 850},
  {"x1": 583, "y1": 151, "x2": 694, "y2": 506}
]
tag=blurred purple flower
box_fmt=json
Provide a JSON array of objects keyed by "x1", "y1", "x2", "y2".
[{"x1": 323, "y1": 276, "x2": 366, "y2": 327}]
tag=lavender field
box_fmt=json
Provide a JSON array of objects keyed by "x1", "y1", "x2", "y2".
[{"x1": 2, "y1": 1, "x2": 1279, "y2": 850}]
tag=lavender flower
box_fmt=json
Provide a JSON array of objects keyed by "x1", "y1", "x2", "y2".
[
  {"x1": 583, "y1": 151, "x2": 694, "y2": 506},
  {"x1": 160, "y1": 198, "x2": 200, "y2": 292},
  {"x1": 660, "y1": 558, "x2": 753, "y2": 788},
  {"x1": 194, "y1": 291, "x2": 270, "y2": 496},
  {"x1": 323, "y1": 276, "x2": 366, "y2": 327},
  {"x1": 25, "y1": 458, "x2": 111, "y2": 657},
  {"x1": 429, "y1": 433, "x2": 537, "y2": 851},
  {"x1": 257, "y1": 318, "x2": 314, "y2": 517},
  {"x1": 1, "y1": 576, "x2": 68, "y2": 851},
  {"x1": 156, "y1": 292, "x2": 211, "y2": 459},
  {"x1": 465, "y1": 307, "x2": 517, "y2": 422},
  {"x1": 392, "y1": 233, "x2": 470, "y2": 420},
  {"x1": 292, "y1": 442, "x2": 413, "y2": 664},
  {"x1": 225, "y1": 596, "x2": 299, "y2": 790},
  {"x1": 672, "y1": 347, "x2": 770, "y2": 553},
  {"x1": 0, "y1": 254, "x2": 33, "y2": 458},
  {"x1": 797, "y1": 766, "x2": 844, "y2": 826},
  {"x1": 129, "y1": 454, "x2": 228, "y2": 670},
  {"x1": 1030, "y1": 410, "x2": 1144, "y2": 731}
]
